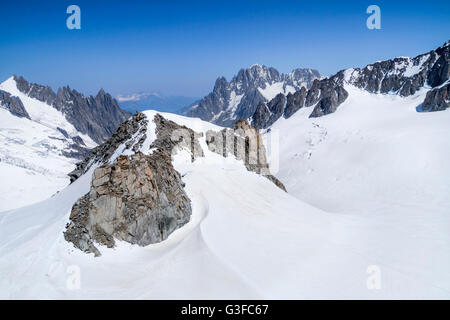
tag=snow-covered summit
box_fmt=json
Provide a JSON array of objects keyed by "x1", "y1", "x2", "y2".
[
  {"x1": 181, "y1": 65, "x2": 320, "y2": 126},
  {"x1": 250, "y1": 41, "x2": 450, "y2": 129}
]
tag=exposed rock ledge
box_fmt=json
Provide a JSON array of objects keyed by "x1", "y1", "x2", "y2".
[
  {"x1": 206, "y1": 119, "x2": 286, "y2": 192},
  {"x1": 64, "y1": 151, "x2": 191, "y2": 257},
  {"x1": 64, "y1": 112, "x2": 285, "y2": 256},
  {"x1": 421, "y1": 82, "x2": 450, "y2": 112}
]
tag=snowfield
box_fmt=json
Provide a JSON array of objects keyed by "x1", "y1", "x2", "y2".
[
  {"x1": 0, "y1": 77, "x2": 97, "y2": 211},
  {"x1": 258, "y1": 81, "x2": 297, "y2": 101},
  {"x1": 0, "y1": 100, "x2": 449, "y2": 298},
  {"x1": 0, "y1": 106, "x2": 78, "y2": 211}
]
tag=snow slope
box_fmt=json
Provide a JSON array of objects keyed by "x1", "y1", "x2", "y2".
[
  {"x1": 258, "y1": 82, "x2": 297, "y2": 101},
  {"x1": 263, "y1": 85, "x2": 450, "y2": 295},
  {"x1": 0, "y1": 77, "x2": 97, "y2": 211},
  {"x1": 0, "y1": 110, "x2": 449, "y2": 299}
]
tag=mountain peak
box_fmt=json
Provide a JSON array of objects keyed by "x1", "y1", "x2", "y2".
[
  {"x1": 250, "y1": 41, "x2": 450, "y2": 129},
  {"x1": 214, "y1": 76, "x2": 228, "y2": 88},
  {"x1": 1, "y1": 75, "x2": 130, "y2": 144},
  {"x1": 96, "y1": 88, "x2": 107, "y2": 98},
  {"x1": 182, "y1": 65, "x2": 320, "y2": 126}
]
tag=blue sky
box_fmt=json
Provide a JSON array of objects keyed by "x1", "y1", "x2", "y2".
[{"x1": 0, "y1": 0, "x2": 449, "y2": 97}]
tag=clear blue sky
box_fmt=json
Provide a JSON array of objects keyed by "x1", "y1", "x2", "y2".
[{"x1": 0, "y1": 0, "x2": 449, "y2": 97}]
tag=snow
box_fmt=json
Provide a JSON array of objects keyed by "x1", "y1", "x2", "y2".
[
  {"x1": 263, "y1": 85, "x2": 450, "y2": 297},
  {"x1": 0, "y1": 108, "x2": 78, "y2": 211},
  {"x1": 403, "y1": 55, "x2": 428, "y2": 77},
  {"x1": 0, "y1": 77, "x2": 96, "y2": 148},
  {"x1": 0, "y1": 77, "x2": 97, "y2": 211},
  {"x1": 227, "y1": 91, "x2": 244, "y2": 114},
  {"x1": 343, "y1": 68, "x2": 357, "y2": 82},
  {"x1": 258, "y1": 82, "x2": 297, "y2": 101},
  {"x1": 1, "y1": 103, "x2": 449, "y2": 299}
]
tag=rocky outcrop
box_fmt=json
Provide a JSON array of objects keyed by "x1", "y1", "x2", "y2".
[
  {"x1": 308, "y1": 74, "x2": 349, "y2": 118},
  {"x1": 345, "y1": 41, "x2": 449, "y2": 96},
  {"x1": 14, "y1": 76, "x2": 57, "y2": 106},
  {"x1": 68, "y1": 112, "x2": 149, "y2": 183},
  {"x1": 421, "y1": 82, "x2": 450, "y2": 112},
  {"x1": 0, "y1": 90, "x2": 30, "y2": 119},
  {"x1": 206, "y1": 119, "x2": 286, "y2": 191},
  {"x1": 252, "y1": 93, "x2": 286, "y2": 129},
  {"x1": 151, "y1": 114, "x2": 204, "y2": 161},
  {"x1": 182, "y1": 65, "x2": 320, "y2": 126},
  {"x1": 251, "y1": 101, "x2": 270, "y2": 130},
  {"x1": 251, "y1": 72, "x2": 348, "y2": 128},
  {"x1": 13, "y1": 75, "x2": 131, "y2": 144},
  {"x1": 64, "y1": 113, "x2": 205, "y2": 256},
  {"x1": 69, "y1": 112, "x2": 205, "y2": 183},
  {"x1": 61, "y1": 143, "x2": 92, "y2": 160},
  {"x1": 65, "y1": 112, "x2": 286, "y2": 256},
  {"x1": 283, "y1": 87, "x2": 307, "y2": 119},
  {"x1": 64, "y1": 151, "x2": 192, "y2": 256}
]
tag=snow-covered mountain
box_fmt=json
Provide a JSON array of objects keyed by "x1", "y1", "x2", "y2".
[
  {"x1": 181, "y1": 65, "x2": 320, "y2": 126},
  {"x1": 0, "y1": 76, "x2": 130, "y2": 211},
  {"x1": 0, "y1": 109, "x2": 448, "y2": 299},
  {"x1": 251, "y1": 41, "x2": 450, "y2": 128},
  {"x1": 0, "y1": 41, "x2": 449, "y2": 300}
]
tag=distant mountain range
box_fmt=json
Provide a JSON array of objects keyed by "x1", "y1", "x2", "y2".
[
  {"x1": 180, "y1": 65, "x2": 320, "y2": 126},
  {"x1": 250, "y1": 40, "x2": 450, "y2": 129},
  {"x1": 117, "y1": 92, "x2": 199, "y2": 113}
]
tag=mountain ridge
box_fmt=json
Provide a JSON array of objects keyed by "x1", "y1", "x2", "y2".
[
  {"x1": 11, "y1": 75, "x2": 131, "y2": 144},
  {"x1": 181, "y1": 65, "x2": 320, "y2": 126},
  {"x1": 251, "y1": 40, "x2": 450, "y2": 129}
]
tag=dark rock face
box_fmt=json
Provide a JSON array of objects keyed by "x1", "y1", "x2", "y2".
[
  {"x1": 64, "y1": 151, "x2": 192, "y2": 256},
  {"x1": 14, "y1": 76, "x2": 57, "y2": 106},
  {"x1": 346, "y1": 42, "x2": 449, "y2": 96},
  {"x1": 57, "y1": 127, "x2": 70, "y2": 138},
  {"x1": 251, "y1": 73, "x2": 348, "y2": 128},
  {"x1": 308, "y1": 75, "x2": 349, "y2": 118},
  {"x1": 251, "y1": 93, "x2": 286, "y2": 129},
  {"x1": 13, "y1": 75, "x2": 131, "y2": 144},
  {"x1": 251, "y1": 101, "x2": 270, "y2": 130},
  {"x1": 206, "y1": 119, "x2": 286, "y2": 191},
  {"x1": 65, "y1": 112, "x2": 287, "y2": 256},
  {"x1": 421, "y1": 82, "x2": 450, "y2": 112},
  {"x1": 61, "y1": 143, "x2": 92, "y2": 160},
  {"x1": 283, "y1": 87, "x2": 307, "y2": 119},
  {"x1": 182, "y1": 65, "x2": 320, "y2": 126},
  {"x1": 0, "y1": 90, "x2": 30, "y2": 119}
]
